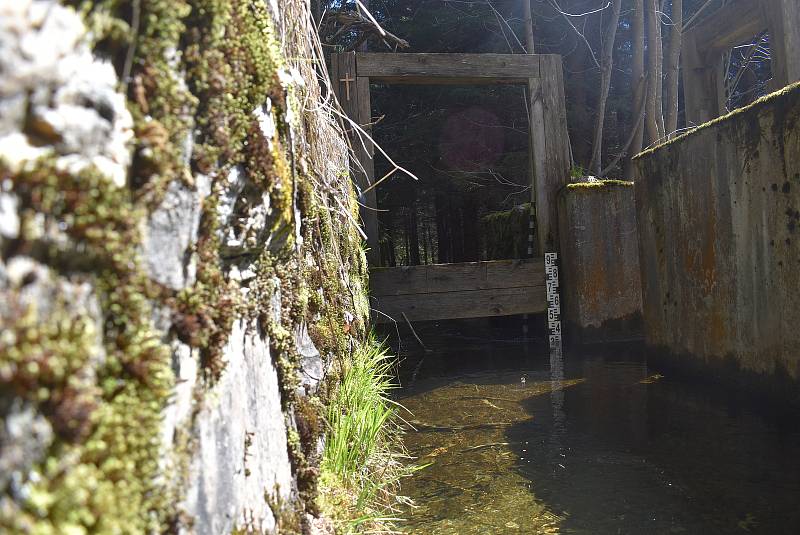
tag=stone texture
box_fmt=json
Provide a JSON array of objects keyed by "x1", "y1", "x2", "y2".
[
  {"x1": 0, "y1": 189, "x2": 19, "y2": 240},
  {"x1": 0, "y1": 400, "x2": 52, "y2": 496},
  {"x1": 634, "y1": 84, "x2": 800, "y2": 383},
  {"x1": 0, "y1": 0, "x2": 345, "y2": 531},
  {"x1": 296, "y1": 323, "x2": 325, "y2": 395},
  {"x1": 181, "y1": 320, "x2": 293, "y2": 535},
  {"x1": 144, "y1": 177, "x2": 209, "y2": 290},
  {"x1": 0, "y1": 0, "x2": 133, "y2": 186},
  {"x1": 557, "y1": 181, "x2": 642, "y2": 340}
]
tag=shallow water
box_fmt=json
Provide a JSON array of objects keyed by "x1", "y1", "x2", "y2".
[{"x1": 394, "y1": 329, "x2": 800, "y2": 534}]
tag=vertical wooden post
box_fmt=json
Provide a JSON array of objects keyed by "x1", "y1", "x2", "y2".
[
  {"x1": 763, "y1": 0, "x2": 800, "y2": 90},
  {"x1": 355, "y1": 76, "x2": 379, "y2": 265},
  {"x1": 537, "y1": 55, "x2": 571, "y2": 253},
  {"x1": 683, "y1": 30, "x2": 730, "y2": 126},
  {"x1": 714, "y1": 56, "x2": 728, "y2": 117},
  {"x1": 331, "y1": 52, "x2": 380, "y2": 265},
  {"x1": 682, "y1": 32, "x2": 713, "y2": 126},
  {"x1": 528, "y1": 77, "x2": 546, "y2": 255},
  {"x1": 682, "y1": 0, "x2": 800, "y2": 126}
]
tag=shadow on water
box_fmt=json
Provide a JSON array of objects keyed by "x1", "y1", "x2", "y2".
[{"x1": 386, "y1": 319, "x2": 800, "y2": 534}]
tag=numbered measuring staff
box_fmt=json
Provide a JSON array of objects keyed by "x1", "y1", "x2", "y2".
[{"x1": 545, "y1": 253, "x2": 562, "y2": 350}]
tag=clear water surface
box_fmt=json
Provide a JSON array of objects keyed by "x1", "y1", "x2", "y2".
[{"x1": 391, "y1": 322, "x2": 800, "y2": 534}]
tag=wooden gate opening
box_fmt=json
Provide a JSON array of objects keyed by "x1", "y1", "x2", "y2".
[
  {"x1": 371, "y1": 83, "x2": 531, "y2": 267},
  {"x1": 330, "y1": 52, "x2": 570, "y2": 322},
  {"x1": 682, "y1": 0, "x2": 800, "y2": 125}
]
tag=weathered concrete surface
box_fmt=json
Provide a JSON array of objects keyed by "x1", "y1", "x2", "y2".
[
  {"x1": 634, "y1": 83, "x2": 800, "y2": 390},
  {"x1": 557, "y1": 180, "x2": 642, "y2": 341}
]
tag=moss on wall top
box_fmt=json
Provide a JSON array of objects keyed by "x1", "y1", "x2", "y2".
[
  {"x1": 634, "y1": 82, "x2": 800, "y2": 161},
  {"x1": 566, "y1": 179, "x2": 634, "y2": 190}
]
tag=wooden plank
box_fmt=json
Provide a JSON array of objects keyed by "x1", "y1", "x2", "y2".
[
  {"x1": 335, "y1": 52, "x2": 359, "y2": 120},
  {"x1": 538, "y1": 55, "x2": 571, "y2": 252},
  {"x1": 333, "y1": 53, "x2": 380, "y2": 265},
  {"x1": 372, "y1": 285, "x2": 547, "y2": 322},
  {"x1": 371, "y1": 265, "x2": 430, "y2": 295},
  {"x1": 330, "y1": 52, "x2": 340, "y2": 103},
  {"x1": 528, "y1": 77, "x2": 546, "y2": 255},
  {"x1": 694, "y1": 1, "x2": 765, "y2": 54},
  {"x1": 356, "y1": 53, "x2": 541, "y2": 83},
  {"x1": 370, "y1": 258, "x2": 545, "y2": 296},
  {"x1": 682, "y1": 31, "x2": 716, "y2": 125},
  {"x1": 354, "y1": 76, "x2": 379, "y2": 264}
]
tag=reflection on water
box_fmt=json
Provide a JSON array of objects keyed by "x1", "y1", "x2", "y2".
[{"x1": 394, "y1": 331, "x2": 800, "y2": 534}]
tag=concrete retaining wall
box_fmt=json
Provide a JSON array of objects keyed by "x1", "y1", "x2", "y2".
[
  {"x1": 634, "y1": 83, "x2": 800, "y2": 390},
  {"x1": 557, "y1": 180, "x2": 642, "y2": 341}
]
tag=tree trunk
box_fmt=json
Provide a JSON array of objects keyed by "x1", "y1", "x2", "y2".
[
  {"x1": 566, "y1": 45, "x2": 592, "y2": 167},
  {"x1": 624, "y1": 0, "x2": 646, "y2": 179},
  {"x1": 645, "y1": 0, "x2": 664, "y2": 144},
  {"x1": 522, "y1": 0, "x2": 535, "y2": 53},
  {"x1": 453, "y1": 202, "x2": 465, "y2": 262},
  {"x1": 588, "y1": 0, "x2": 623, "y2": 176},
  {"x1": 435, "y1": 192, "x2": 448, "y2": 263},
  {"x1": 408, "y1": 200, "x2": 421, "y2": 265},
  {"x1": 653, "y1": 0, "x2": 665, "y2": 138},
  {"x1": 462, "y1": 195, "x2": 479, "y2": 261},
  {"x1": 421, "y1": 226, "x2": 429, "y2": 264},
  {"x1": 664, "y1": 0, "x2": 683, "y2": 137},
  {"x1": 387, "y1": 218, "x2": 397, "y2": 267}
]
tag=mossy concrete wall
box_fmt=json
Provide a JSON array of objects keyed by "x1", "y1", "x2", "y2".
[
  {"x1": 0, "y1": 1, "x2": 367, "y2": 533},
  {"x1": 634, "y1": 83, "x2": 800, "y2": 393},
  {"x1": 557, "y1": 181, "x2": 642, "y2": 341}
]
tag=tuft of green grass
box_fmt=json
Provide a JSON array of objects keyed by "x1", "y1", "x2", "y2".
[{"x1": 319, "y1": 337, "x2": 412, "y2": 533}]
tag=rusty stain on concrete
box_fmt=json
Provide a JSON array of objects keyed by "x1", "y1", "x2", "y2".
[
  {"x1": 634, "y1": 83, "x2": 800, "y2": 384},
  {"x1": 558, "y1": 182, "x2": 642, "y2": 340}
]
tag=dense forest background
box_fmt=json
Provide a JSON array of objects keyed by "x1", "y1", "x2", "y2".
[{"x1": 316, "y1": 0, "x2": 774, "y2": 265}]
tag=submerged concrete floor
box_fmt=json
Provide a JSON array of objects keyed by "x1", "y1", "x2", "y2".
[{"x1": 386, "y1": 320, "x2": 800, "y2": 534}]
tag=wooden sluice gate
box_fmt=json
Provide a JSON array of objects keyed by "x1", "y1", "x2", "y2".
[
  {"x1": 369, "y1": 258, "x2": 546, "y2": 323},
  {"x1": 330, "y1": 51, "x2": 570, "y2": 323}
]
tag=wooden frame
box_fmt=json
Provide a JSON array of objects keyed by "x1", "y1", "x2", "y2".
[
  {"x1": 330, "y1": 52, "x2": 571, "y2": 266},
  {"x1": 683, "y1": 0, "x2": 800, "y2": 125}
]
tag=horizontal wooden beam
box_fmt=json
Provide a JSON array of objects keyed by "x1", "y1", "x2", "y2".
[
  {"x1": 370, "y1": 258, "x2": 544, "y2": 296},
  {"x1": 372, "y1": 286, "x2": 547, "y2": 323},
  {"x1": 356, "y1": 53, "x2": 543, "y2": 84},
  {"x1": 689, "y1": 1, "x2": 766, "y2": 55},
  {"x1": 370, "y1": 258, "x2": 546, "y2": 322}
]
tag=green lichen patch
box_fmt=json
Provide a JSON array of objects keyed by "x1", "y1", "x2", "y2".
[{"x1": 183, "y1": 0, "x2": 285, "y2": 171}]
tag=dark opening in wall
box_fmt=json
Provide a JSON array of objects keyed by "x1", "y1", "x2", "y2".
[
  {"x1": 371, "y1": 83, "x2": 531, "y2": 266},
  {"x1": 723, "y1": 30, "x2": 772, "y2": 113}
]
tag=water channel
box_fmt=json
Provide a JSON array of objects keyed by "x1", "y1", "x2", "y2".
[{"x1": 387, "y1": 320, "x2": 800, "y2": 534}]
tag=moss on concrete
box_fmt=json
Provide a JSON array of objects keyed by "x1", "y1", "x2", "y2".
[
  {"x1": 635, "y1": 82, "x2": 800, "y2": 160},
  {"x1": 566, "y1": 179, "x2": 634, "y2": 190}
]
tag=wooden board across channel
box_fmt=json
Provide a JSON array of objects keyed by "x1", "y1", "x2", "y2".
[
  {"x1": 355, "y1": 53, "x2": 542, "y2": 84},
  {"x1": 370, "y1": 258, "x2": 546, "y2": 322}
]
